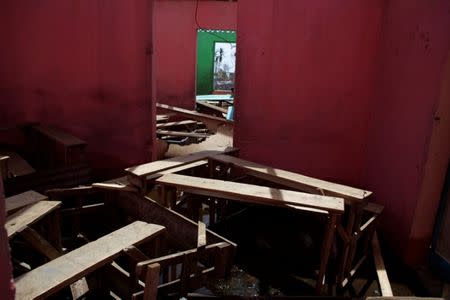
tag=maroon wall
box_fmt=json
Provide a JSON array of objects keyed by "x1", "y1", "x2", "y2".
[
  {"x1": 364, "y1": 0, "x2": 450, "y2": 262},
  {"x1": 0, "y1": 181, "x2": 14, "y2": 299},
  {"x1": 154, "y1": 0, "x2": 237, "y2": 109},
  {"x1": 234, "y1": 0, "x2": 383, "y2": 186},
  {"x1": 0, "y1": 1, "x2": 155, "y2": 176}
]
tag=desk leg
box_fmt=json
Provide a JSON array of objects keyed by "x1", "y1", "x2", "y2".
[
  {"x1": 47, "y1": 209, "x2": 62, "y2": 252},
  {"x1": 316, "y1": 213, "x2": 337, "y2": 295}
]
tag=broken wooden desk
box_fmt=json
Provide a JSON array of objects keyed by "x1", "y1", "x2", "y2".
[{"x1": 155, "y1": 173, "x2": 345, "y2": 295}]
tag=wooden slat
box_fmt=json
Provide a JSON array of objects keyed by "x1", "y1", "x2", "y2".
[
  {"x1": 156, "y1": 115, "x2": 169, "y2": 122},
  {"x1": 126, "y1": 148, "x2": 237, "y2": 178},
  {"x1": 156, "y1": 130, "x2": 209, "y2": 139},
  {"x1": 157, "y1": 103, "x2": 232, "y2": 124},
  {"x1": 209, "y1": 154, "x2": 371, "y2": 202},
  {"x1": 143, "y1": 263, "x2": 160, "y2": 300},
  {"x1": 15, "y1": 221, "x2": 165, "y2": 300},
  {"x1": 372, "y1": 232, "x2": 393, "y2": 297},
  {"x1": 156, "y1": 174, "x2": 344, "y2": 214},
  {"x1": 92, "y1": 182, "x2": 138, "y2": 192},
  {"x1": 6, "y1": 200, "x2": 61, "y2": 238},
  {"x1": 156, "y1": 120, "x2": 199, "y2": 129},
  {"x1": 5, "y1": 190, "x2": 48, "y2": 214}
]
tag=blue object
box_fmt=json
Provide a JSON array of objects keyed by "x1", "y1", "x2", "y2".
[{"x1": 226, "y1": 106, "x2": 234, "y2": 120}]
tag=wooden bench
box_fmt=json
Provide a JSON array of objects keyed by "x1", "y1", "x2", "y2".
[
  {"x1": 4, "y1": 190, "x2": 48, "y2": 215},
  {"x1": 155, "y1": 173, "x2": 344, "y2": 294},
  {"x1": 14, "y1": 221, "x2": 166, "y2": 300},
  {"x1": 125, "y1": 148, "x2": 238, "y2": 192}
]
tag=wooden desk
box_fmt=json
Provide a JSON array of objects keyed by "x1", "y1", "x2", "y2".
[
  {"x1": 155, "y1": 173, "x2": 344, "y2": 294},
  {"x1": 125, "y1": 148, "x2": 238, "y2": 192}
]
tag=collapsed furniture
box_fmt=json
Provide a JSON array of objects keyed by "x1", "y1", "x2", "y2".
[{"x1": 126, "y1": 149, "x2": 385, "y2": 297}]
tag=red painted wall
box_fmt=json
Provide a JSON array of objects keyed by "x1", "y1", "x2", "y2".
[
  {"x1": 0, "y1": 181, "x2": 14, "y2": 299},
  {"x1": 364, "y1": 0, "x2": 450, "y2": 262},
  {"x1": 235, "y1": 0, "x2": 383, "y2": 186},
  {"x1": 0, "y1": 1, "x2": 155, "y2": 177},
  {"x1": 154, "y1": 0, "x2": 237, "y2": 109}
]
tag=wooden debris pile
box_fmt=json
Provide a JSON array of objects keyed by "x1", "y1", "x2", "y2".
[
  {"x1": 4, "y1": 147, "x2": 399, "y2": 299},
  {"x1": 156, "y1": 103, "x2": 233, "y2": 151}
]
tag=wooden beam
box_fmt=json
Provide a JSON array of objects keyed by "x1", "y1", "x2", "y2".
[{"x1": 155, "y1": 174, "x2": 344, "y2": 214}]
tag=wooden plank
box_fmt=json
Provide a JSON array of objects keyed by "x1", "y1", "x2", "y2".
[
  {"x1": 92, "y1": 182, "x2": 138, "y2": 192},
  {"x1": 5, "y1": 190, "x2": 48, "y2": 214},
  {"x1": 126, "y1": 148, "x2": 237, "y2": 178},
  {"x1": 156, "y1": 130, "x2": 209, "y2": 139},
  {"x1": 156, "y1": 174, "x2": 344, "y2": 214},
  {"x1": 157, "y1": 115, "x2": 169, "y2": 122},
  {"x1": 15, "y1": 221, "x2": 165, "y2": 300},
  {"x1": 196, "y1": 101, "x2": 228, "y2": 114},
  {"x1": 372, "y1": 232, "x2": 393, "y2": 297},
  {"x1": 209, "y1": 154, "x2": 371, "y2": 203},
  {"x1": 32, "y1": 124, "x2": 86, "y2": 147},
  {"x1": 6, "y1": 200, "x2": 61, "y2": 238},
  {"x1": 157, "y1": 103, "x2": 233, "y2": 124},
  {"x1": 156, "y1": 120, "x2": 199, "y2": 129}
]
